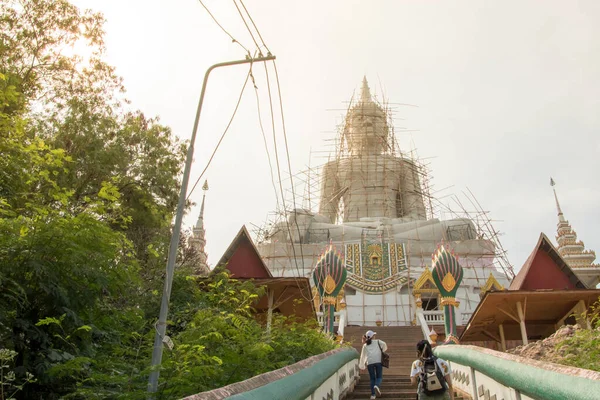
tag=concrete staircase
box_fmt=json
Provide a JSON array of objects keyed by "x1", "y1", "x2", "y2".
[
  {"x1": 344, "y1": 326, "x2": 421, "y2": 399},
  {"x1": 344, "y1": 326, "x2": 464, "y2": 400}
]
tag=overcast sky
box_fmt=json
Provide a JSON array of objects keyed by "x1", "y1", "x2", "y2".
[{"x1": 73, "y1": 0, "x2": 600, "y2": 276}]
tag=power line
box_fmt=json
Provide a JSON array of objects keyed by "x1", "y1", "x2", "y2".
[
  {"x1": 231, "y1": 1, "x2": 314, "y2": 300},
  {"x1": 238, "y1": 0, "x2": 271, "y2": 54},
  {"x1": 250, "y1": 71, "x2": 281, "y2": 211},
  {"x1": 261, "y1": 60, "x2": 306, "y2": 281},
  {"x1": 272, "y1": 59, "x2": 308, "y2": 270},
  {"x1": 232, "y1": 0, "x2": 261, "y2": 52},
  {"x1": 187, "y1": 65, "x2": 252, "y2": 200},
  {"x1": 197, "y1": 0, "x2": 313, "y2": 299},
  {"x1": 198, "y1": 0, "x2": 250, "y2": 54}
]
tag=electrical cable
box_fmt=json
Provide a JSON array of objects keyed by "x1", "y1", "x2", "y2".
[
  {"x1": 232, "y1": 0, "x2": 261, "y2": 52},
  {"x1": 272, "y1": 60, "x2": 308, "y2": 276},
  {"x1": 198, "y1": 0, "x2": 318, "y2": 304},
  {"x1": 261, "y1": 60, "x2": 306, "y2": 284},
  {"x1": 198, "y1": 0, "x2": 250, "y2": 54},
  {"x1": 250, "y1": 71, "x2": 281, "y2": 211},
  {"x1": 187, "y1": 65, "x2": 252, "y2": 200},
  {"x1": 238, "y1": 0, "x2": 271, "y2": 54}
]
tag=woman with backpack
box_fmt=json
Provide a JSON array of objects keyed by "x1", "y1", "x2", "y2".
[
  {"x1": 410, "y1": 340, "x2": 454, "y2": 400},
  {"x1": 359, "y1": 330, "x2": 387, "y2": 399}
]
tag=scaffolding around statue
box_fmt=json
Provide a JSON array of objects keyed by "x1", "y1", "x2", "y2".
[{"x1": 254, "y1": 77, "x2": 515, "y2": 328}]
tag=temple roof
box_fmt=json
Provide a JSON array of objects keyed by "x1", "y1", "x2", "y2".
[
  {"x1": 216, "y1": 225, "x2": 273, "y2": 279},
  {"x1": 509, "y1": 233, "x2": 587, "y2": 290},
  {"x1": 461, "y1": 289, "x2": 600, "y2": 342}
]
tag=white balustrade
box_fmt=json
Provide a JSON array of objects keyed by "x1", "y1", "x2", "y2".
[
  {"x1": 416, "y1": 308, "x2": 433, "y2": 343},
  {"x1": 316, "y1": 311, "x2": 342, "y2": 327},
  {"x1": 422, "y1": 310, "x2": 445, "y2": 324},
  {"x1": 461, "y1": 312, "x2": 473, "y2": 325}
]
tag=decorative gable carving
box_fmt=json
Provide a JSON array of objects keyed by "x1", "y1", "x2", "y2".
[
  {"x1": 413, "y1": 267, "x2": 439, "y2": 295},
  {"x1": 481, "y1": 273, "x2": 505, "y2": 293}
]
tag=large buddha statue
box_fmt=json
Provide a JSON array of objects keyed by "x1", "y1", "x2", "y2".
[
  {"x1": 319, "y1": 78, "x2": 426, "y2": 223},
  {"x1": 259, "y1": 78, "x2": 506, "y2": 327},
  {"x1": 265, "y1": 78, "x2": 480, "y2": 248}
]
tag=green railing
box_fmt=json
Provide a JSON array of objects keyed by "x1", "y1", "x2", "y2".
[
  {"x1": 228, "y1": 349, "x2": 358, "y2": 400},
  {"x1": 434, "y1": 345, "x2": 600, "y2": 400},
  {"x1": 183, "y1": 347, "x2": 359, "y2": 400}
]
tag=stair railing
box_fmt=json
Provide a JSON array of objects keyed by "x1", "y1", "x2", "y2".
[
  {"x1": 183, "y1": 348, "x2": 360, "y2": 400},
  {"x1": 434, "y1": 345, "x2": 600, "y2": 400},
  {"x1": 415, "y1": 308, "x2": 435, "y2": 344}
]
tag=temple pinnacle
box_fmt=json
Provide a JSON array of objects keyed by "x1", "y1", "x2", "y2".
[
  {"x1": 550, "y1": 177, "x2": 565, "y2": 222},
  {"x1": 198, "y1": 180, "x2": 208, "y2": 227},
  {"x1": 191, "y1": 180, "x2": 209, "y2": 275},
  {"x1": 360, "y1": 76, "x2": 371, "y2": 103}
]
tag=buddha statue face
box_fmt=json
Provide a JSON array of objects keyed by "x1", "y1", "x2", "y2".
[{"x1": 344, "y1": 102, "x2": 389, "y2": 155}]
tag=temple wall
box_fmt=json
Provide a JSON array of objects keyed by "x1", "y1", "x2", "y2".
[{"x1": 257, "y1": 239, "x2": 511, "y2": 327}]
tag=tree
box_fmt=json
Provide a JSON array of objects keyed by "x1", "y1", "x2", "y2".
[
  {"x1": 1, "y1": 1, "x2": 339, "y2": 398},
  {"x1": 0, "y1": 1, "x2": 185, "y2": 398}
]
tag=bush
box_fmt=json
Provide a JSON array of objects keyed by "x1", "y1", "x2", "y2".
[{"x1": 554, "y1": 297, "x2": 600, "y2": 373}]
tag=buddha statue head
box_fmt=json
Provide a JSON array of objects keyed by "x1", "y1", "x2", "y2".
[{"x1": 343, "y1": 77, "x2": 390, "y2": 155}]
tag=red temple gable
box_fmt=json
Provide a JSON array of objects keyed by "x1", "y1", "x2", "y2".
[
  {"x1": 510, "y1": 233, "x2": 587, "y2": 290},
  {"x1": 216, "y1": 226, "x2": 272, "y2": 279}
]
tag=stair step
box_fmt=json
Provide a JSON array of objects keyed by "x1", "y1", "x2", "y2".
[{"x1": 345, "y1": 327, "x2": 434, "y2": 399}]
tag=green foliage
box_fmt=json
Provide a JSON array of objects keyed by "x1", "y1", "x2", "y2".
[
  {"x1": 0, "y1": 1, "x2": 337, "y2": 399},
  {"x1": 267, "y1": 314, "x2": 337, "y2": 369},
  {"x1": 0, "y1": 349, "x2": 36, "y2": 400},
  {"x1": 554, "y1": 297, "x2": 600, "y2": 373},
  {"x1": 555, "y1": 328, "x2": 600, "y2": 373},
  {"x1": 152, "y1": 271, "x2": 336, "y2": 400}
]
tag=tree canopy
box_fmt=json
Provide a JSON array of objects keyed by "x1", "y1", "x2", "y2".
[{"x1": 0, "y1": 1, "x2": 336, "y2": 399}]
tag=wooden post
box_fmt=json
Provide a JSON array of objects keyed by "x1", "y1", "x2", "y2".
[
  {"x1": 575, "y1": 300, "x2": 591, "y2": 329},
  {"x1": 498, "y1": 323, "x2": 506, "y2": 352},
  {"x1": 516, "y1": 301, "x2": 528, "y2": 345},
  {"x1": 266, "y1": 289, "x2": 274, "y2": 336}
]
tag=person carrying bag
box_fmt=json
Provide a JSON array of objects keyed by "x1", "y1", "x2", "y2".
[
  {"x1": 409, "y1": 340, "x2": 454, "y2": 400},
  {"x1": 359, "y1": 330, "x2": 388, "y2": 399}
]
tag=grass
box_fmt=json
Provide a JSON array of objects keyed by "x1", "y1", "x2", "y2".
[{"x1": 555, "y1": 327, "x2": 600, "y2": 372}]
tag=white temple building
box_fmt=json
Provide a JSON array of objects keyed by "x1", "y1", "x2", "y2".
[{"x1": 255, "y1": 78, "x2": 512, "y2": 327}]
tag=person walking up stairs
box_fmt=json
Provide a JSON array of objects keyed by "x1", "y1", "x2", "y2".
[
  {"x1": 359, "y1": 330, "x2": 387, "y2": 399},
  {"x1": 345, "y1": 326, "x2": 464, "y2": 399}
]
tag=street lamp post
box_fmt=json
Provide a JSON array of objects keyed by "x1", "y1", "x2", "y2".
[{"x1": 147, "y1": 54, "x2": 276, "y2": 395}]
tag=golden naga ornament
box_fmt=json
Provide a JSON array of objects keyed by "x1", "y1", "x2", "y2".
[
  {"x1": 323, "y1": 275, "x2": 336, "y2": 294},
  {"x1": 440, "y1": 297, "x2": 460, "y2": 307},
  {"x1": 441, "y1": 272, "x2": 456, "y2": 292}
]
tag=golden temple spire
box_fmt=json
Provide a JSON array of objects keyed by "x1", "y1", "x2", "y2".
[
  {"x1": 360, "y1": 76, "x2": 371, "y2": 103},
  {"x1": 550, "y1": 178, "x2": 600, "y2": 287},
  {"x1": 550, "y1": 177, "x2": 565, "y2": 223}
]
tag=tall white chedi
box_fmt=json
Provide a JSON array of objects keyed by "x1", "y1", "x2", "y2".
[
  {"x1": 189, "y1": 180, "x2": 210, "y2": 276},
  {"x1": 256, "y1": 78, "x2": 510, "y2": 326}
]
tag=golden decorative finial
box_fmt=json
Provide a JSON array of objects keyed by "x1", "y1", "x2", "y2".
[
  {"x1": 550, "y1": 177, "x2": 564, "y2": 219},
  {"x1": 202, "y1": 180, "x2": 209, "y2": 192},
  {"x1": 360, "y1": 76, "x2": 371, "y2": 103}
]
